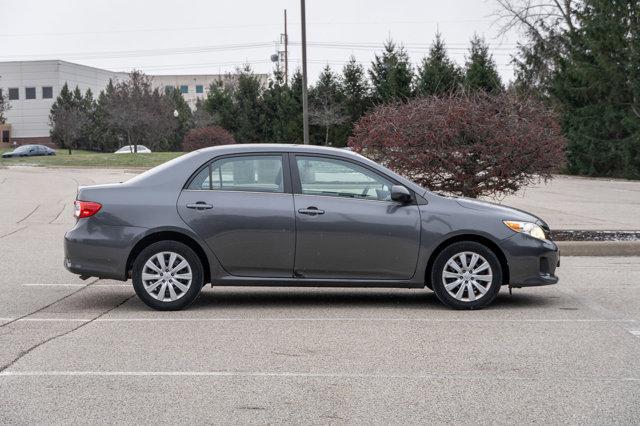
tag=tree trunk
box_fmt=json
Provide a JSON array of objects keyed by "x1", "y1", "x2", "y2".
[
  {"x1": 325, "y1": 126, "x2": 330, "y2": 146},
  {"x1": 126, "y1": 132, "x2": 136, "y2": 154}
]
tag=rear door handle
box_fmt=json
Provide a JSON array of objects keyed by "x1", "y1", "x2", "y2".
[
  {"x1": 298, "y1": 207, "x2": 325, "y2": 216},
  {"x1": 186, "y1": 202, "x2": 213, "y2": 210}
]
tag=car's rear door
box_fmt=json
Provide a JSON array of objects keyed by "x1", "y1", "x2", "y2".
[
  {"x1": 291, "y1": 154, "x2": 421, "y2": 280},
  {"x1": 177, "y1": 153, "x2": 295, "y2": 278}
]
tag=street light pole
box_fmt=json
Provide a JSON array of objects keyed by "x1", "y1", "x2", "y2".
[{"x1": 300, "y1": 0, "x2": 310, "y2": 145}]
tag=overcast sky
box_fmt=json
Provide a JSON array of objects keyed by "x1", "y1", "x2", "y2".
[{"x1": 1, "y1": 0, "x2": 520, "y2": 83}]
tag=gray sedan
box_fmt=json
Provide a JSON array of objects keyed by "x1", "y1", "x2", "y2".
[
  {"x1": 2, "y1": 144, "x2": 56, "y2": 158},
  {"x1": 64, "y1": 144, "x2": 559, "y2": 310}
]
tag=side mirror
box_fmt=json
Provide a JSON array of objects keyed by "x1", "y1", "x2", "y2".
[{"x1": 390, "y1": 185, "x2": 412, "y2": 204}]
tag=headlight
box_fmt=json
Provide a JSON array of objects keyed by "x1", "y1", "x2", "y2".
[{"x1": 503, "y1": 220, "x2": 547, "y2": 241}]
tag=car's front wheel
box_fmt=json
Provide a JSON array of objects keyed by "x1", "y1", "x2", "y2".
[
  {"x1": 431, "y1": 241, "x2": 502, "y2": 310},
  {"x1": 132, "y1": 241, "x2": 204, "y2": 311}
]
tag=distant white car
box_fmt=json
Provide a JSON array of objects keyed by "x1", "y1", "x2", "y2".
[{"x1": 114, "y1": 145, "x2": 152, "y2": 154}]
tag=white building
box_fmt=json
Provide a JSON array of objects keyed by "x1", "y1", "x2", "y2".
[
  {"x1": 0, "y1": 60, "x2": 266, "y2": 144},
  {"x1": 154, "y1": 75, "x2": 224, "y2": 110},
  {"x1": 0, "y1": 60, "x2": 126, "y2": 144}
]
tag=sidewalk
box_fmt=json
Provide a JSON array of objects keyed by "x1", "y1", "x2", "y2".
[{"x1": 491, "y1": 175, "x2": 640, "y2": 231}]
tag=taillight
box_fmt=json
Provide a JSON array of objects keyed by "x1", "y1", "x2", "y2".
[{"x1": 74, "y1": 200, "x2": 102, "y2": 219}]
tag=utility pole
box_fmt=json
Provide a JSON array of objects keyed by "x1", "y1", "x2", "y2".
[
  {"x1": 300, "y1": 0, "x2": 310, "y2": 144},
  {"x1": 284, "y1": 9, "x2": 288, "y2": 85}
]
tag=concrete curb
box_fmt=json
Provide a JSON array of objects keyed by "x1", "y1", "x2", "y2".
[{"x1": 557, "y1": 241, "x2": 640, "y2": 256}]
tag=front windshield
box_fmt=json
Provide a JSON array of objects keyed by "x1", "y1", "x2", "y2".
[{"x1": 14, "y1": 145, "x2": 33, "y2": 153}]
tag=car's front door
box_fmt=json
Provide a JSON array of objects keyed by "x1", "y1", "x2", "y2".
[
  {"x1": 177, "y1": 153, "x2": 295, "y2": 278},
  {"x1": 291, "y1": 155, "x2": 421, "y2": 280}
]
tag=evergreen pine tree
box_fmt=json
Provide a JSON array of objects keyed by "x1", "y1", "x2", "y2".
[
  {"x1": 164, "y1": 86, "x2": 193, "y2": 150},
  {"x1": 204, "y1": 78, "x2": 236, "y2": 132},
  {"x1": 261, "y1": 66, "x2": 302, "y2": 143},
  {"x1": 92, "y1": 79, "x2": 119, "y2": 152},
  {"x1": 341, "y1": 56, "x2": 371, "y2": 124},
  {"x1": 464, "y1": 34, "x2": 503, "y2": 93},
  {"x1": 415, "y1": 33, "x2": 463, "y2": 96},
  {"x1": 234, "y1": 65, "x2": 264, "y2": 143},
  {"x1": 205, "y1": 65, "x2": 263, "y2": 143},
  {"x1": 49, "y1": 83, "x2": 92, "y2": 153},
  {"x1": 79, "y1": 88, "x2": 95, "y2": 149},
  {"x1": 551, "y1": 0, "x2": 640, "y2": 178},
  {"x1": 369, "y1": 39, "x2": 414, "y2": 103}
]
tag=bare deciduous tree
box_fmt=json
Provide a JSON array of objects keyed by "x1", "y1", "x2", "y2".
[
  {"x1": 494, "y1": 0, "x2": 578, "y2": 38},
  {"x1": 104, "y1": 71, "x2": 176, "y2": 153},
  {"x1": 0, "y1": 80, "x2": 10, "y2": 124},
  {"x1": 49, "y1": 105, "x2": 89, "y2": 155},
  {"x1": 309, "y1": 96, "x2": 348, "y2": 146},
  {"x1": 192, "y1": 98, "x2": 218, "y2": 129},
  {"x1": 493, "y1": 0, "x2": 581, "y2": 91}
]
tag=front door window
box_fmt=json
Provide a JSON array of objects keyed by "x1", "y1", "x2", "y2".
[{"x1": 296, "y1": 156, "x2": 393, "y2": 201}]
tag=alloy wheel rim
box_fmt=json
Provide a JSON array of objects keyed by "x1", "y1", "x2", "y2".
[
  {"x1": 142, "y1": 251, "x2": 192, "y2": 302},
  {"x1": 442, "y1": 251, "x2": 493, "y2": 302}
]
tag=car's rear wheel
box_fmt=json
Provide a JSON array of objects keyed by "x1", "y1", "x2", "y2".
[
  {"x1": 431, "y1": 241, "x2": 502, "y2": 310},
  {"x1": 132, "y1": 241, "x2": 204, "y2": 311}
]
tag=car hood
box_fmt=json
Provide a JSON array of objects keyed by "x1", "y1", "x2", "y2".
[{"x1": 455, "y1": 197, "x2": 547, "y2": 227}]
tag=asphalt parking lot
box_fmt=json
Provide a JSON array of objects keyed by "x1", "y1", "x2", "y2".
[{"x1": 0, "y1": 166, "x2": 639, "y2": 424}]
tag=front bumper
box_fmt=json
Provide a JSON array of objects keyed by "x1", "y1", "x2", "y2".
[{"x1": 500, "y1": 233, "x2": 559, "y2": 287}]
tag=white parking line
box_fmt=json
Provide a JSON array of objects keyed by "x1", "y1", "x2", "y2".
[
  {"x1": 0, "y1": 317, "x2": 636, "y2": 323},
  {"x1": 22, "y1": 283, "x2": 130, "y2": 287},
  {"x1": 1, "y1": 370, "x2": 638, "y2": 382}
]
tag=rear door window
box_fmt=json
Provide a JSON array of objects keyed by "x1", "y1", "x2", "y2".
[{"x1": 188, "y1": 155, "x2": 285, "y2": 193}]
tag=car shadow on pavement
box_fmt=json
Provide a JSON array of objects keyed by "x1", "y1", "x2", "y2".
[{"x1": 170, "y1": 288, "x2": 558, "y2": 312}]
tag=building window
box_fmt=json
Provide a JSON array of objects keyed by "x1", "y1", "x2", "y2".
[
  {"x1": 8, "y1": 88, "x2": 19, "y2": 100},
  {"x1": 42, "y1": 86, "x2": 53, "y2": 99},
  {"x1": 180, "y1": 85, "x2": 188, "y2": 94},
  {"x1": 164, "y1": 85, "x2": 173, "y2": 94},
  {"x1": 26, "y1": 87, "x2": 36, "y2": 100},
  {"x1": 195, "y1": 85, "x2": 204, "y2": 94}
]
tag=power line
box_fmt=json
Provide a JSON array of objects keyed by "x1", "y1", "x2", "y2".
[
  {"x1": 139, "y1": 60, "x2": 275, "y2": 72},
  {"x1": 291, "y1": 41, "x2": 518, "y2": 51},
  {"x1": 0, "y1": 42, "x2": 273, "y2": 61},
  {"x1": 0, "y1": 19, "x2": 498, "y2": 38},
  {"x1": 0, "y1": 39, "x2": 517, "y2": 63}
]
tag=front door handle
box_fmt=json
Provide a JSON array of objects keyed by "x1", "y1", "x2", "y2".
[
  {"x1": 298, "y1": 206, "x2": 325, "y2": 216},
  {"x1": 186, "y1": 202, "x2": 213, "y2": 210}
]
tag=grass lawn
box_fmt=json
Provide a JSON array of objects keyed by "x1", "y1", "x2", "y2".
[{"x1": 0, "y1": 149, "x2": 184, "y2": 168}]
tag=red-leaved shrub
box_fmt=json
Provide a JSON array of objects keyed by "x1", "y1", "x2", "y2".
[
  {"x1": 348, "y1": 92, "x2": 566, "y2": 198},
  {"x1": 182, "y1": 126, "x2": 236, "y2": 152}
]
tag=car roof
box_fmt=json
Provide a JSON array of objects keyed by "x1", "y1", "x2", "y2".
[
  {"x1": 126, "y1": 143, "x2": 426, "y2": 197},
  {"x1": 196, "y1": 143, "x2": 363, "y2": 159}
]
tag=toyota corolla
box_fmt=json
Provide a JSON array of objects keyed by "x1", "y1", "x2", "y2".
[{"x1": 64, "y1": 144, "x2": 559, "y2": 310}]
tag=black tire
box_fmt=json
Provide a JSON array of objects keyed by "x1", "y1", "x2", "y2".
[
  {"x1": 132, "y1": 241, "x2": 204, "y2": 311},
  {"x1": 430, "y1": 241, "x2": 502, "y2": 310}
]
